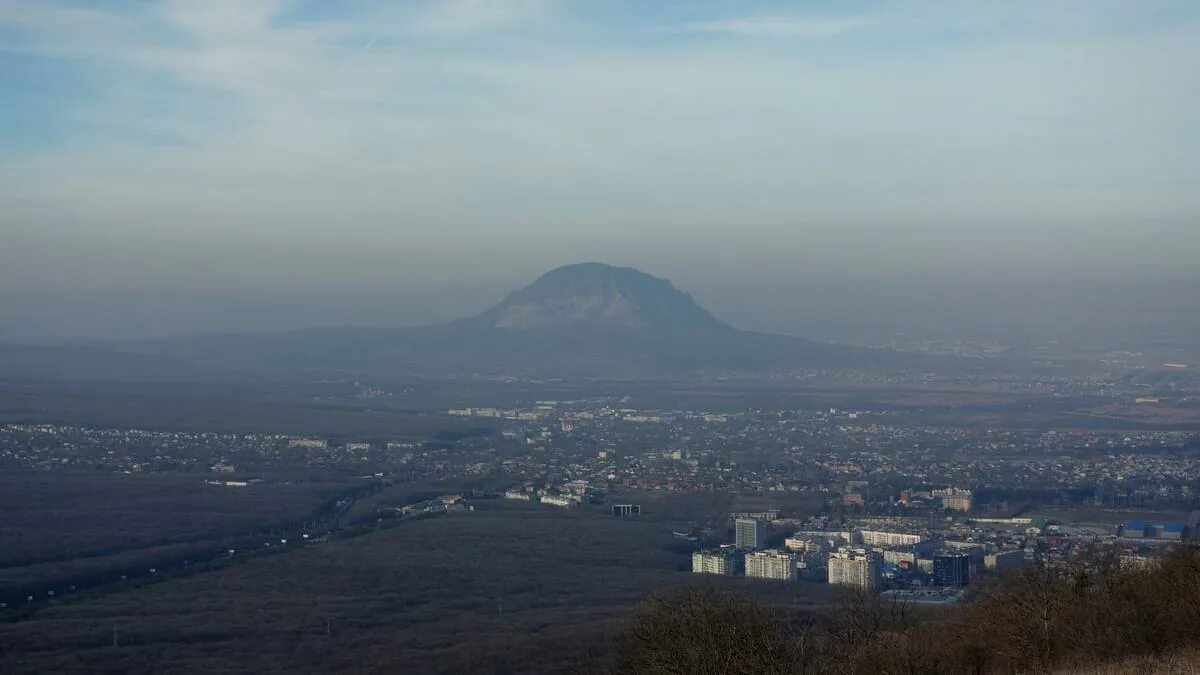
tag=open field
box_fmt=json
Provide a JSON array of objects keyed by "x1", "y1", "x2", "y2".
[
  {"x1": 0, "y1": 501, "x2": 839, "y2": 674},
  {"x1": 0, "y1": 472, "x2": 362, "y2": 604},
  {"x1": 0, "y1": 381, "x2": 496, "y2": 439},
  {"x1": 0, "y1": 473, "x2": 351, "y2": 568}
]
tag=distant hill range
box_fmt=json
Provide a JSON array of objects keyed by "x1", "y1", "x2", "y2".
[{"x1": 1, "y1": 263, "x2": 946, "y2": 380}]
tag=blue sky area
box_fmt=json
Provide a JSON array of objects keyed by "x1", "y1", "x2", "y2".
[{"x1": 1, "y1": 1, "x2": 1198, "y2": 291}]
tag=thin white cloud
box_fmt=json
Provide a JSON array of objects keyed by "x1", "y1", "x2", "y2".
[
  {"x1": 1, "y1": 0, "x2": 1199, "y2": 289},
  {"x1": 678, "y1": 14, "x2": 861, "y2": 38},
  {"x1": 409, "y1": 0, "x2": 557, "y2": 36}
]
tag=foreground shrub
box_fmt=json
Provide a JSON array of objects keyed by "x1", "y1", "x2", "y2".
[
  {"x1": 611, "y1": 586, "x2": 813, "y2": 674},
  {"x1": 608, "y1": 548, "x2": 1200, "y2": 675}
]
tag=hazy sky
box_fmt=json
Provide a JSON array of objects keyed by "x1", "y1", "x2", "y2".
[{"x1": 2, "y1": 0, "x2": 1198, "y2": 292}]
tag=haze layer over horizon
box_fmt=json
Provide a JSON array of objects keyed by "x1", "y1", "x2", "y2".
[{"x1": 2, "y1": 0, "x2": 1198, "y2": 293}]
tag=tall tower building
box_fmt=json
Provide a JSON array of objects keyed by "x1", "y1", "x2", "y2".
[
  {"x1": 735, "y1": 518, "x2": 767, "y2": 549},
  {"x1": 745, "y1": 550, "x2": 798, "y2": 581},
  {"x1": 828, "y1": 549, "x2": 882, "y2": 592},
  {"x1": 692, "y1": 549, "x2": 739, "y2": 576},
  {"x1": 934, "y1": 553, "x2": 971, "y2": 587}
]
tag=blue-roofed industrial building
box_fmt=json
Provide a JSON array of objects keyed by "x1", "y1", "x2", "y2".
[
  {"x1": 1156, "y1": 523, "x2": 1185, "y2": 540},
  {"x1": 1122, "y1": 521, "x2": 1150, "y2": 538},
  {"x1": 1123, "y1": 521, "x2": 1185, "y2": 540}
]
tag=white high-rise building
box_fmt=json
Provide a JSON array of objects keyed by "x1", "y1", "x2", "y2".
[
  {"x1": 692, "y1": 549, "x2": 739, "y2": 576},
  {"x1": 858, "y1": 530, "x2": 924, "y2": 548},
  {"x1": 745, "y1": 550, "x2": 797, "y2": 582},
  {"x1": 735, "y1": 518, "x2": 767, "y2": 549},
  {"x1": 828, "y1": 549, "x2": 882, "y2": 592}
]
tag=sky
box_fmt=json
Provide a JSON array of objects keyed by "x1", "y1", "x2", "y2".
[{"x1": 1, "y1": 0, "x2": 1199, "y2": 296}]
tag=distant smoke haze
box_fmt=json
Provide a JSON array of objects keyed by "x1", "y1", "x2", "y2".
[{"x1": 4, "y1": 278, "x2": 1197, "y2": 358}]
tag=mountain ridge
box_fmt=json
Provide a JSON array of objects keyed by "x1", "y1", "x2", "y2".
[
  {"x1": 1, "y1": 263, "x2": 940, "y2": 380},
  {"x1": 459, "y1": 263, "x2": 731, "y2": 333}
]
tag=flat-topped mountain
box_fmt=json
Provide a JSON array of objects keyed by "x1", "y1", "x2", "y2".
[
  {"x1": 2, "y1": 263, "x2": 947, "y2": 380},
  {"x1": 469, "y1": 263, "x2": 731, "y2": 333}
]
